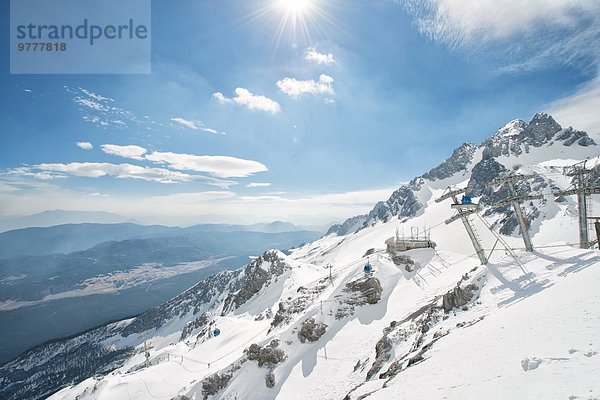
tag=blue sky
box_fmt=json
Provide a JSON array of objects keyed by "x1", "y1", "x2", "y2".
[{"x1": 1, "y1": 0, "x2": 599, "y2": 225}]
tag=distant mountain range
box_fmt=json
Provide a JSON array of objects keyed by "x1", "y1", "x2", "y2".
[
  {"x1": 0, "y1": 220, "x2": 325, "y2": 259},
  {"x1": 0, "y1": 223, "x2": 322, "y2": 364},
  {"x1": 0, "y1": 210, "x2": 135, "y2": 233}
]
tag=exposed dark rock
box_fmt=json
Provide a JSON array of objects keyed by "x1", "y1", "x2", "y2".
[
  {"x1": 392, "y1": 254, "x2": 415, "y2": 271},
  {"x1": 421, "y1": 142, "x2": 477, "y2": 181},
  {"x1": 363, "y1": 248, "x2": 376, "y2": 257},
  {"x1": 326, "y1": 215, "x2": 368, "y2": 236},
  {"x1": 298, "y1": 318, "x2": 328, "y2": 343},
  {"x1": 442, "y1": 284, "x2": 479, "y2": 313},
  {"x1": 245, "y1": 340, "x2": 287, "y2": 368},
  {"x1": 202, "y1": 372, "x2": 232, "y2": 399},
  {"x1": 481, "y1": 113, "x2": 595, "y2": 161},
  {"x1": 345, "y1": 277, "x2": 383, "y2": 305},
  {"x1": 362, "y1": 187, "x2": 422, "y2": 228},
  {"x1": 222, "y1": 250, "x2": 290, "y2": 315},
  {"x1": 270, "y1": 283, "x2": 328, "y2": 331},
  {"x1": 265, "y1": 372, "x2": 275, "y2": 388},
  {"x1": 336, "y1": 277, "x2": 383, "y2": 319},
  {"x1": 366, "y1": 336, "x2": 393, "y2": 380},
  {"x1": 555, "y1": 126, "x2": 596, "y2": 146},
  {"x1": 466, "y1": 158, "x2": 508, "y2": 201},
  {"x1": 481, "y1": 119, "x2": 527, "y2": 159},
  {"x1": 180, "y1": 312, "x2": 211, "y2": 341}
]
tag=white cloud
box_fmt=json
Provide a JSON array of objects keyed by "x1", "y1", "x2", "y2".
[
  {"x1": 276, "y1": 74, "x2": 334, "y2": 97},
  {"x1": 26, "y1": 162, "x2": 236, "y2": 187},
  {"x1": 6, "y1": 167, "x2": 67, "y2": 180},
  {"x1": 146, "y1": 151, "x2": 268, "y2": 178},
  {"x1": 548, "y1": 78, "x2": 600, "y2": 140},
  {"x1": 246, "y1": 182, "x2": 272, "y2": 188},
  {"x1": 170, "y1": 117, "x2": 223, "y2": 135},
  {"x1": 76, "y1": 142, "x2": 93, "y2": 150},
  {"x1": 402, "y1": 0, "x2": 600, "y2": 71},
  {"x1": 100, "y1": 144, "x2": 148, "y2": 160},
  {"x1": 213, "y1": 88, "x2": 281, "y2": 114},
  {"x1": 305, "y1": 47, "x2": 336, "y2": 65}
]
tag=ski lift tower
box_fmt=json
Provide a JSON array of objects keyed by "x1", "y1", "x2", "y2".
[
  {"x1": 491, "y1": 174, "x2": 544, "y2": 252},
  {"x1": 435, "y1": 187, "x2": 487, "y2": 265},
  {"x1": 556, "y1": 161, "x2": 600, "y2": 248}
]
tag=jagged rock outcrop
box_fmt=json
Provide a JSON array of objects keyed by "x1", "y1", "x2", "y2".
[
  {"x1": 482, "y1": 113, "x2": 596, "y2": 159},
  {"x1": 298, "y1": 318, "x2": 327, "y2": 343},
  {"x1": 363, "y1": 186, "x2": 422, "y2": 227},
  {"x1": 466, "y1": 158, "x2": 508, "y2": 200},
  {"x1": 202, "y1": 371, "x2": 233, "y2": 399},
  {"x1": 245, "y1": 340, "x2": 287, "y2": 368},
  {"x1": 442, "y1": 284, "x2": 479, "y2": 312},
  {"x1": 180, "y1": 312, "x2": 211, "y2": 341},
  {"x1": 366, "y1": 336, "x2": 393, "y2": 379},
  {"x1": 421, "y1": 142, "x2": 477, "y2": 181},
  {"x1": 336, "y1": 277, "x2": 383, "y2": 319},
  {"x1": 326, "y1": 214, "x2": 367, "y2": 236},
  {"x1": 345, "y1": 277, "x2": 383, "y2": 305},
  {"x1": 270, "y1": 281, "x2": 329, "y2": 331},
  {"x1": 265, "y1": 372, "x2": 276, "y2": 388},
  {"x1": 222, "y1": 250, "x2": 290, "y2": 315}
]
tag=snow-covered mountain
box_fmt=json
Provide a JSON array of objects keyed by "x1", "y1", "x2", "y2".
[{"x1": 2, "y1": 113, "x2": 600, "y2": 400}]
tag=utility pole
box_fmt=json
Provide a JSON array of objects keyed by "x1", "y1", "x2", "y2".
[
  {"x1": 491, "y1": 174, "x2": 543, "y2": 252},
  {"x1": 588, "y1": 217, "x2": 600, "y2": 249},
  {"x1": 436, "y1": 187, "x2": 487, "y2": 265},
  {"x1": 556, "y1": 161, "x2": 600, "y2": 248},
  {"x1": 595, "y1": 218, "x2": 600, "y2": 249},
  {"x1": 327, "y1": 264, "x2": 333, "y2": 285},
  {"x1": 140, "y1": 333, "x2": 150, "y2": 368}
]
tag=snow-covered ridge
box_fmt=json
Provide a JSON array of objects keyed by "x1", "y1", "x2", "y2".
[{"x1": 334, "y1": 112, "x2": 596, "y2": 235}]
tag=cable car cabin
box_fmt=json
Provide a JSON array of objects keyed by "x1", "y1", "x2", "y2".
[
  {"x1": 363, "y1": 262, "x2": 373, "y2": 276},
  {"x1": 213, "y1": 328, "x2": 221, "y2": 337},
  {"x1": 451, "y1": 194, "x2": 479, "y2": 210}
]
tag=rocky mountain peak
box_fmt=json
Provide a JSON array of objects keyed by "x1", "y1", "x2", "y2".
[
  {"x1": 522, "y1": 112, "x2": 562, "y2": 145},
  {"x1": 494, "y1": 119, "x2": 526, "y2": 138}
]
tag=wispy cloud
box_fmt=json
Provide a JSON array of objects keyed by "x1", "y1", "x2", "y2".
[
  {"x1": 66, "y1": 86, "x2": 163, "y2": 130},
  {"x1": 76, "y1": 142, "x2": 93, "y2": 150},
  {"x1": 246, "y1": 182, "x2": 271, "y2": 188},
  {"x1": 145, "y1": 151, "x2": 268, "y2": 178},
  {"x1": 548, "y1": 78, "x2": 600, "y2": 138},
  {"x1": 170, "y1": 117, "x2": 224, "y2": 135},
  {"x1": 100, "y1": 144, "x2": 148, "y2": 160},
  {"x1": 305, "y1": 47, "x2": 336, "y2": 65},
  {"x1": 23, "y1": 162, "x2": 236, "y2": 187},
  {"x1": 402, "y1": 0, "x2": 600, "y2": 72},
  {"x1": 213, "y1": 88, "x2": 281, "y2": 114},
  {"x1": 276, "y1": 74, "x2": 334, "y2": 97}
]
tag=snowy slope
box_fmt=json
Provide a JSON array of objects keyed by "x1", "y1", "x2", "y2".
[{"x1": 3, "y1": 113, "x2": 600, "y2": 400}]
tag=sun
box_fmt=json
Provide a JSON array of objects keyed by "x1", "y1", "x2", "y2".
[
  {"x1": 277, "y1": 0, "x2": 313, "y2": 14},
  {"x1": 239, "y1": 0, "x2": 337, "y2": 51}
]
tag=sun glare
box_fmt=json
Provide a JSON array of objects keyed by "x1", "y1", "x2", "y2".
[
  {"x1": 239, "y1": 0, "x2": 339, "y2": 52},
  {"x1": 278, "y1": 0, "x2": 312, "y2": 14}
]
